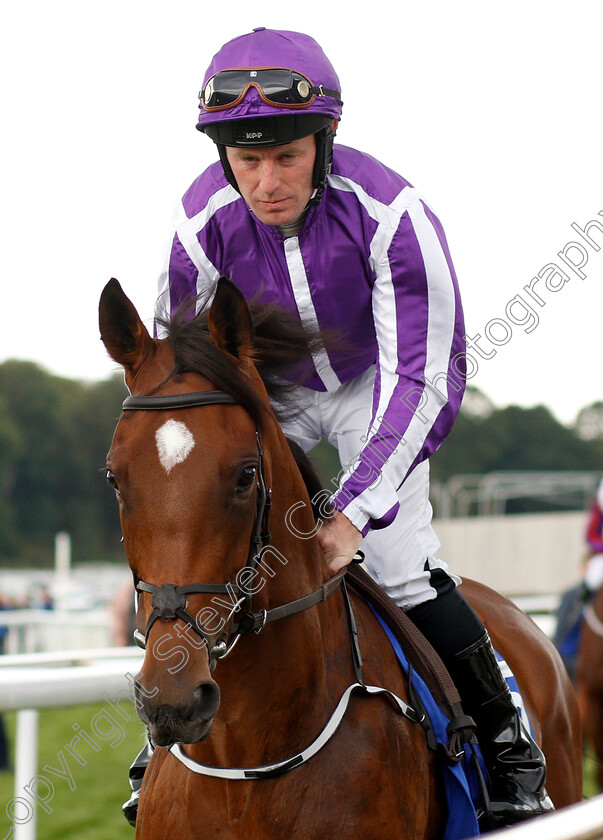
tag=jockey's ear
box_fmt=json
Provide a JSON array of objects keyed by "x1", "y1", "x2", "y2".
[
  {"x1": 208, "y1": 276, "x2": 254, "y2": 366},
  {"x1": 99, "y1": 278, "x2": 155, "y2": 373}
]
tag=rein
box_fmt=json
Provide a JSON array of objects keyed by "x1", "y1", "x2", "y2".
[{"x1": 123, "y1": 387, "x2": 421, "y2": 779}]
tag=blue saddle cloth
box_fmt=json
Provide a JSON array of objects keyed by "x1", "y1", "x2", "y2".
[{"x1": 371, "y1": 610, "x2": 532, "y2": 840}]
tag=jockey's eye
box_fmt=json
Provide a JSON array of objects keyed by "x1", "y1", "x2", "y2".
[{"x1": 236, "y1": 465, "x2": 257, "y2": 494}]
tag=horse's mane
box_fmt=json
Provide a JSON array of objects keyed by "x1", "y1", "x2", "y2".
[
  {"x1": 156, "y1": 292, "x2": 323, "y2": 427},
  {"x1": 156, "y1": 293, "x2": 333, "y2": 519}
]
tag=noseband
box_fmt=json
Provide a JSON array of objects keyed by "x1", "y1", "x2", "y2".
[{"x1": 122, "y1": 389, "x2": 344, "y2": 670}]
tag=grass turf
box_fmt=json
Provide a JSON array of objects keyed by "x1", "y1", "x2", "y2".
[{"x1": 0, "y1": 703, "x2": 146, "y2": 840}]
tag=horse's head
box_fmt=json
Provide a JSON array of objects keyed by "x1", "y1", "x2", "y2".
[{"x1": 99, "y1": 278, "x2": 325, "y2": 747}]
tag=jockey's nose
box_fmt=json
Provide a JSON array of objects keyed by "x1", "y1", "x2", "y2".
[{"x1": 258, "y1": 160, "x2": 279, "y2": 195}]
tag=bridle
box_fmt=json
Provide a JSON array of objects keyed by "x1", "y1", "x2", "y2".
[
  {"x1": 121, "y1": 386, "x2": 422, "y2": 780},
  {"x1": 121, "y1": 389, "x2": 346, "y2": 670}
]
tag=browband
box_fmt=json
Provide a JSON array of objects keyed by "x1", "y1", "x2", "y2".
[{"x1": 123, "y1": 391, "x2": 239, "y2": 411}]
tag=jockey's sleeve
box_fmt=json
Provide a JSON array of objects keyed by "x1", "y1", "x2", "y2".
[{"x1": 330, "y1": 189, "x2": 466, "y2": 535}]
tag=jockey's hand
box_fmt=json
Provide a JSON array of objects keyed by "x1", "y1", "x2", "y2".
[{"x1": 317, "y1": 510, "x2": 363, "y2": 575}]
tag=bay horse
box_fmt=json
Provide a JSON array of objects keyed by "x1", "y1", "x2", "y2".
[
  {"x1": 99, "y1": 277, "x2": 582, "y2": 839},
  {"x1": 576, "y1": 584, "x2": 603, "y2": 790}
]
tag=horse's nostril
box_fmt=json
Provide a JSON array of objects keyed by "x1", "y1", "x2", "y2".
[{"x1": 194, "y1": 680, "x2": 221, "y2": 718}]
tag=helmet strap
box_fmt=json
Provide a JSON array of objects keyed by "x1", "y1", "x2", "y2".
[
  {"x1": 217, "y1": 144, "x2": 241, "y2": 195},
  {"x1": 309, "y1": 123, "x2": 336, "y2": 206}
]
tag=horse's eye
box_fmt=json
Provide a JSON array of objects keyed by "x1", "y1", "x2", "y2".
[
  {"x1": 106, "y1": 469, "x2": 120, "y2": 493},
  {"x1": 236, "y1": 465, "x2": 257, "y2": 493}
]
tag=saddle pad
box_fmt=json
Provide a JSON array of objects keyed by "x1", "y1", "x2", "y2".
[{"x1": 371, "y1": 610, "x2": 532, "y2": 840}]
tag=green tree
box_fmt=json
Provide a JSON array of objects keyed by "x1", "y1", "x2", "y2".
[
  {"x1": 68, "y1": 375, "x2": 127, "y2": 562},
  {"x1": 0, "y1": 361, "x2": 126, "y2": 566},
  {"x1": 0, "y1": 393, "x2": 22, "y2": 555},
  {"x1": 432, "y1": 396, "x2": 601, "y2": 483}
]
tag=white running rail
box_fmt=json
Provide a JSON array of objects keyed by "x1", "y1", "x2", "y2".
[
  {"x1": 0, "y1": 647, "x2": 143, "y2": 840},
  {"x1": 486, "y1": 795, "x2": 603, "y2": 840}
]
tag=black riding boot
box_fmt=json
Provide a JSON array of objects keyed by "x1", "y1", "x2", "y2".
[
  {"x1": 406, "y1": 574, "x2": 553, "y2": 827},
  {"x1": 449, "y1": 632, "x2": 554, "y2": 826},
  {"x1": 122, "y1": 740, "x2": 154, "y2": 826}
]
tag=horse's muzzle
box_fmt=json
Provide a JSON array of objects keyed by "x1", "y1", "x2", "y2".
[{"x1": 135, "y1": 677, "x2": 221, "y2": 746}]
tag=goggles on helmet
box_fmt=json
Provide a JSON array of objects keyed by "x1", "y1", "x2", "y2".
[{"x1": 200, "y1": 67, "x2": 340, "y2": 112}]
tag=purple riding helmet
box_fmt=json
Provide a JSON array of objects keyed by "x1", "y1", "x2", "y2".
[{"x1": 196, "y1": 28, "x2": 343, "y2": 205}]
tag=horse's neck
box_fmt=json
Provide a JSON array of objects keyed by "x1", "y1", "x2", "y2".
[
  {"x1": 188, "y1": 588, "x2": 354, "y2": 768},
  {"x1": 260, "y1": 419, "x2": 328, "y2": 599}
]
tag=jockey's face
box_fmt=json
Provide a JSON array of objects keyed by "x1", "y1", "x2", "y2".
[{"x1": 226, "y1": 135, "x2": 316, "y2": 225}]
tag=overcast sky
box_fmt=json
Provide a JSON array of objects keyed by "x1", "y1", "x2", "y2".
[{"x1": 1, "y1": 1, "x2": 601, "y2": 425}]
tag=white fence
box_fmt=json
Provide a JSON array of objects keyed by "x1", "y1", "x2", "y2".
[
  {"x1": 0, "y1": 648, "x2": 143, "y2": 840},
  {"x1": 435, "y1": 510, "x2": 586, "y2": 596},
  {"x1": 0, "y1": 609, "x2": 113, "y2": 655},
  {"x1": 487, "y1": 797, "x2": 603, "y2": 840}
]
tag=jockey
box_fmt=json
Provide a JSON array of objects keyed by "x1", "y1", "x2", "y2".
[
  {"x1": 555, "y1": 479, "x2": 603, "y2": 680},
  {"x1": 586, "y1": 479, "x2": 603, "y2": 556},
  {"x1": 123, "y1": 27, "x2": 553, "y2": 827}
]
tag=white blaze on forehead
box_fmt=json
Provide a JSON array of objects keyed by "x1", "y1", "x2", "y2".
[{"x1": 155, "y1": 419, "x2": 196, "y2": 473}]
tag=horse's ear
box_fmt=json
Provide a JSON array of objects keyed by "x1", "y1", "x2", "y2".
[
  {"x1": 208, "y1": 277, "x2": 254, "y2": 365},
  {"x1": 99, "y1": 279, "x2": 155, "y2": 371}
]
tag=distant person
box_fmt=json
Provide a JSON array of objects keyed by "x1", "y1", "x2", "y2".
[
  {"x1": 28, "y1": 585, "x2": 54, "y2": 610},
  {"x1": 586, "y1": 479, "x2": 603, "y2": 565},
  {"x1": 554, "y1": 479, "x2": 603, "y2": 682},
  {"x1": 110, "y1": 580, "x2": 137, "y2": 647}
]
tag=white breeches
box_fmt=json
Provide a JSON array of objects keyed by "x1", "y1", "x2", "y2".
[{"x1": 278, "y1": 366, "x2": 460, "y2": 610}]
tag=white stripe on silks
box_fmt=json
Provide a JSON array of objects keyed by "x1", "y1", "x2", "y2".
[
  {"x1": 329, "y1": 177, "x2": 410, "y2": 432},
  {"x1": 157, "y1": 187, "x2": 240, "y2": 334},
  {"x1": 329, "y1": 176, "x2": 400, "y2": 273},
  {"x1": 406, "y1": 195, "x2": 456, "y2": 394},
  {"x1": 283, "y1": 236, "x2": 341, "y2": 392},
  {"x1": 156, "y1": 201, "x2": 192, "y2": 332},
  {"x1": 177, "y1": 185, "x2": 241, "y2": 300},
  {"x1": 330, "y1": 183, "x2": 458, "y2": 503},
  {"x1": 378, "y1": 190, "x2": 455, "y2": 486},
  {"x1": 326, "y1": 181, "x2": 408, "y2": 500},
  {"x1": 377, "y1": 193, "x2": 457, "y2": 489},
  {"x1": 369, "y1": 186, "x2": 414, "y2": 434}
]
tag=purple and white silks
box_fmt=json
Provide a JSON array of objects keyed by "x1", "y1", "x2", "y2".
[{"x1": 156, "y1": 144, "x2": 466, "y2": 536}]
